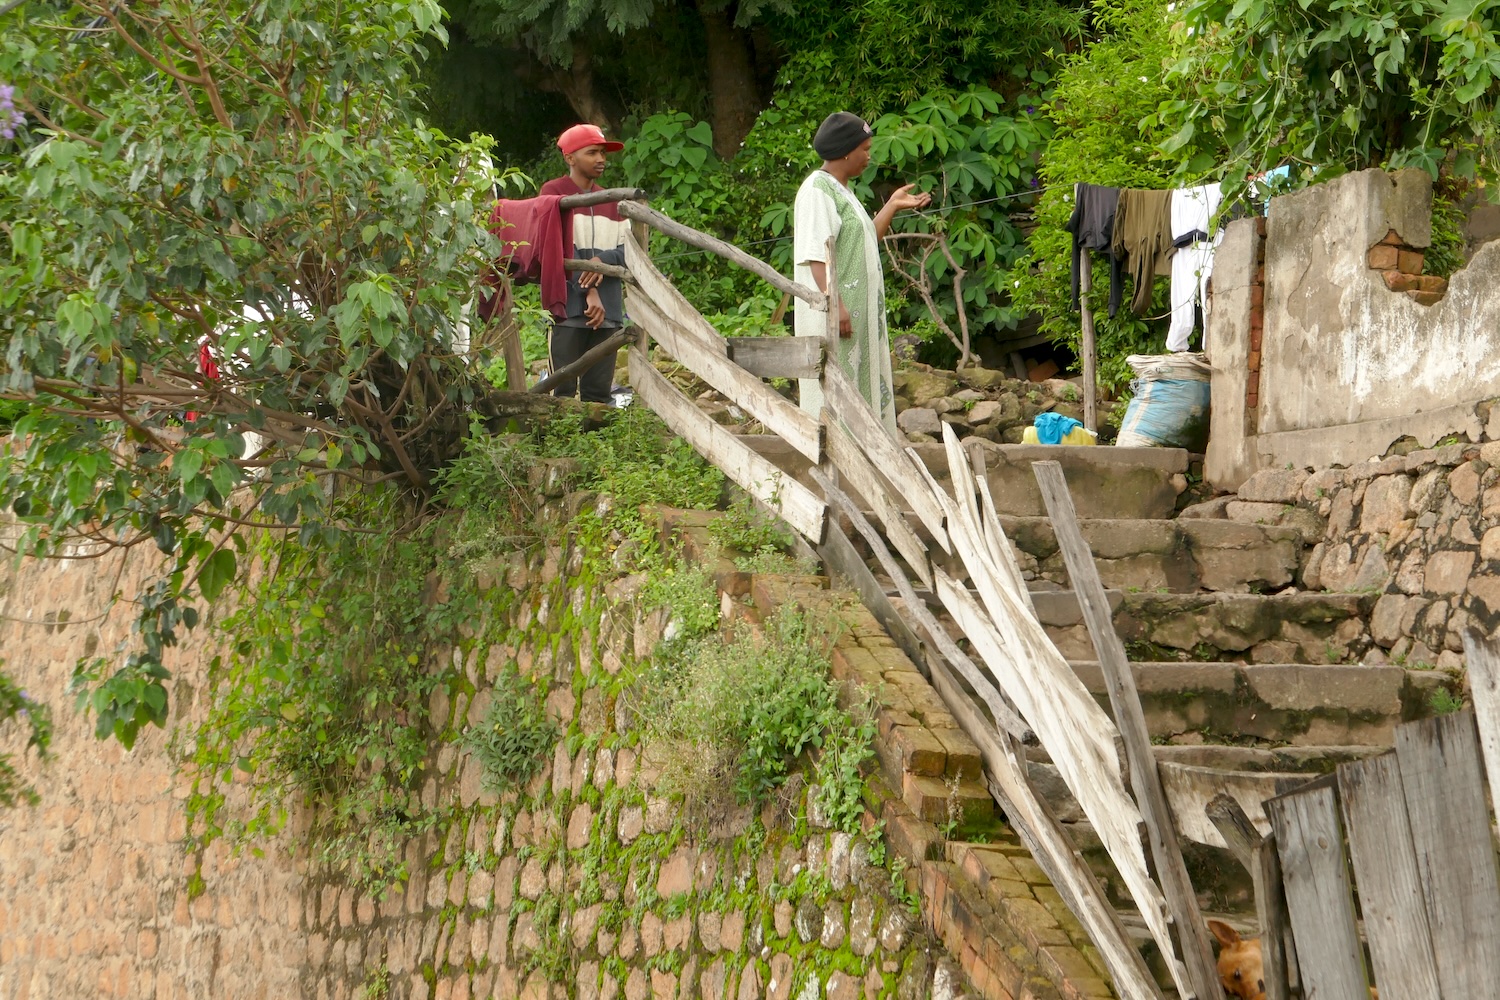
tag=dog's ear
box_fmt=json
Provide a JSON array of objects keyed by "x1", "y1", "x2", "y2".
[{"x1": 1207, "y1": 919, "x2": 1242, "y2": 948}]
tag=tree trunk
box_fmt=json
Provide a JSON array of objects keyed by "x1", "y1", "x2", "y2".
[
  {"x1": 698, "y1": 4, "x2": 764, "y2": 160},
  {"x1": 555, "y1": 46, "x2": 613, "y2": 129}
]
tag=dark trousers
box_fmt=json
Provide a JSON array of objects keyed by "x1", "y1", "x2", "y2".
[{"x1": 548, "y1": 323, "x2": 620, "y2": 403}]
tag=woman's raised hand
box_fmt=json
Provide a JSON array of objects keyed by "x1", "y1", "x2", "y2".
[{"x1": 885, "y1": 183, "x2": 932, "y2": 213}]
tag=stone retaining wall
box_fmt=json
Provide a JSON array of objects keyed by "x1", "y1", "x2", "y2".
[
  {"x1": 1213, "y1": 442, "x2": 1500, "y2": 668},
  {"x1": 0, "y1": 498, "x2": 1112, "y2": 1000}
]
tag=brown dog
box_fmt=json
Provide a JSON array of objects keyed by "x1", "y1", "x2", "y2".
[
  {"x1": 1208, "y1": 919, "x2": 1264, "y2": 1000},
  {"x1": 1207, "y1": 920, "x2": 1379, "y2": 1000}
]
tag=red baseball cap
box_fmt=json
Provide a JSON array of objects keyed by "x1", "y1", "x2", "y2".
[{"x1": 558, "y1": 124, "x2": 624, "y2": 155}]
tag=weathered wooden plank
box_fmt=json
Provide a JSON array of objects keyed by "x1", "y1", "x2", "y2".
[
  {"x1": 919, "y1": 429, "x2": 1190, "y2": 992},
  {"x1": 1205, "y1": 794, "x2": 1291, "y2": 1000},
  {"x1": 1461, "y1": 628, "x2": 1500, "y2": 838},
  {"x1": 926, "y1": 653, "x2": 1165, "y2": 999},
  {"x1": 815, "y1": 517, "x2": 924, "y2": 670},
  {"x1": 1164, "y1": 763, "x2": 1310, "y2": 849},
  {"x1": 725, "y1": 336, "x2": 823, "y2": 380},
  {"x1": 557, "y1": 186, "x2": 646, "y2": 209},
  {"x1": 630, "y1": 292, "x2": 822, "y2": 464},
  {"x1": 822, "y1": 419, "x2": 932, "y2": 590},
  {"x1": 628, "y1": 347, "x2": 824, "y2": 542},
  {"x1": 618, "y1": 199, "x2": 827, "y2": 308},
  {"x1": 1032, "y1": 459, "x2": 1221, "y2": 1000},
  {"x1": 1077, "y1": 237, "x2": 1098, "y2": 432},
  {"x1": 1337, "y1": 753, "x2": 1441, "y2": 1000},
  {"x1": 562, "y1": 257, "x2": 635, "y2": 282},
  {"x1": 1395, "y1": 710, "x2": 1500, "y2": 998},
  {"x1": 812, "y1": 467, "x2": 1030, "y2": 744},
  {"x1": 822, "y1": 365, "x2": 949, "y2": 552},
  {"x1": 1267, "y1": 784, "x2": 1369, "y2": 999},
  {"x1": 972, "y1": 449, "x2": 1036, "y2": 617},
  {"x1": 624, "y1": 236, "x2": 728, "y2": 356},
  {"x1": 529, "y1": 328, "x2": 633, "y2": 395}
]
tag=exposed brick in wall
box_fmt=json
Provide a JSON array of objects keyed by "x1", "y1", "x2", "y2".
[
  {"x1": 1246, "y1": 217, "x2": 1267, "y2": 414},
  {"x1": 1368, "y1": 228, "x2": 1448, "y2": 306}
]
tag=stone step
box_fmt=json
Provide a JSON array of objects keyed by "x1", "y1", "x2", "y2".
[
  {"x1": 1060, "y1": 660, "x2": 1453, "y2": 746},
  {"x1": 908, "y1": 440, "x2": 1191, "y2": 520},
  {"x1": 1040, "y1": 590, "x2": 1380, "y2": 664},
  {"x1": 1002, "y1": 516, "x2": 1303, "y2": 594},
  {"x1": 738, "y1": 433, "x2": 1192, "y2": 521}
]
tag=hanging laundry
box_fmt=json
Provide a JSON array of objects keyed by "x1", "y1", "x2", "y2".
[
  {"x1": 1167, "y1": 182, "x2": 1223, "y2": 352},
  {"x1": 1111, "y1": 189, "x2": 1174, "y2": 316},
  {"x1": 1064, "y1": 183, "x2": 1124, "y2": 317}
]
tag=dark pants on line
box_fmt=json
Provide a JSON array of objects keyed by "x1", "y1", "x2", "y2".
[{"x1": 548, "y1": 323, "x2": 620, "y2": 403}]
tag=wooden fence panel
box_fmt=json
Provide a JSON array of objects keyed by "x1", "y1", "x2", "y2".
[
  {"x1": 1268, "y1": 783, "x2": 1369, "y2": 999},
  {"x1": 624, "y1": 235, "x2": 728, "y2": 355},
  {"x1": 1336, "y1": 753, "x2": 1441, "y2": 1000},
  {"x1": 1033, "y1": 460, "x2": 1220, "y2": 999},
  {"x1": 1394, "y1": 710, "x2": 1500, "y2": 998},
  {"x1": 821, "y1": 365, "x2": 949, "y2": 552},
  {"x1": 822, "y1": 418, "x2": 932, "y2": 590},
  {"x1": 627, "y1": 346, "x2": 824, "y2": 542},
  {"x1": 1461, "y1": 629, "x2": 1500, "y2": 837},
  {"x1": 1206, "y1": 794, "x2": 1292, "y2": 1000}
]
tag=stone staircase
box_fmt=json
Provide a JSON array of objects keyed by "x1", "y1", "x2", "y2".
[
  {"x1": 720, "y1": 431, "x2": 1467, "y2": 992},
  {"x1": 830, "y1": 440, "x2": 1461, "y2": 987}
]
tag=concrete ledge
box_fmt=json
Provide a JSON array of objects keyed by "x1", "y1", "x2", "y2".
[{"x1": 1251, "y1": 399, "x2": 1488, "y2": 474}]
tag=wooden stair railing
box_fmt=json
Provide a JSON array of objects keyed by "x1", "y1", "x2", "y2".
[{"x1": 604, "y1": 198, "x2": 1245, "y2": 999}]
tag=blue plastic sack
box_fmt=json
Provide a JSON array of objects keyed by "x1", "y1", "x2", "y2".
[{"x1": 1115, "y1": 377, "x2": 1211, "y2": 451}]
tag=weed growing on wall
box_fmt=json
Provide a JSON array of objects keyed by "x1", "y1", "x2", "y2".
[
  {"x1": 639, "y1": 604, "x2": 872, "y2": 832},
  {"x1": 186, "y1": 490, "x2": 480, "y2": 896},
  {"x1": 462, "y1": 667, "x2": 557, "y2": 793},
  {"x1": 709, "y1": 492, "x2": 794, "y2": 557},
  {"x1": 0, "y1": 669, "x2": 51, "y2": 808}
]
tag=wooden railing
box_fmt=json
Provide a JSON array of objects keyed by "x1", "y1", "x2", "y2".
[{"x1": 596, "y1": 195, "x2": 1227, "y2": 1000}]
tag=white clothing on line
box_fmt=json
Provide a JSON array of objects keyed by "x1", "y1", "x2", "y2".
[{"x1": 1167, "y1": 183, "x2": 1222, "y2": 352}]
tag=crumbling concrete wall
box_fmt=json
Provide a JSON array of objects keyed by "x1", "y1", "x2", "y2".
[{"x1": 1207, "y1": 168, "x2": 1500, "y2": 488}]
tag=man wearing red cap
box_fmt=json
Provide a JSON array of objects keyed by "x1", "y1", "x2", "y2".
[{"x1": 537, "y1": 124, "x2": 630, "y2": 403}]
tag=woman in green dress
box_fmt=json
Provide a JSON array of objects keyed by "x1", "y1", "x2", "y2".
[{"x1": 792, "y1": 111, "x2": 930, "y2": 434}]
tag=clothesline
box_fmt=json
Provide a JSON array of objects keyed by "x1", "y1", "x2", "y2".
[
  {"x1": 649, "y1": 186, "x2": 1050, "y2": 262},
  {"x1": 1068, "y1": 178, "x2": 1248, "y2": 352}
]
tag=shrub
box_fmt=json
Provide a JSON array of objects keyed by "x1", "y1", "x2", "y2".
[
  {"x1": 463, "y1": 667, "x2": 558, "y2": 793},
  {"x1": 640, "y1": 605, "x2": 870, "y2": 830}
]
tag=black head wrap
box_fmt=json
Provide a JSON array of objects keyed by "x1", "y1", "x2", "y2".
[{"x1": 813, "y1": 112, "x2": 873, "y2": 161}]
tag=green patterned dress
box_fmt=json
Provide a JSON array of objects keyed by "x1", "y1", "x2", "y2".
[{"x1": 792, "y1": 170, "x2": 898, "y2": 435}]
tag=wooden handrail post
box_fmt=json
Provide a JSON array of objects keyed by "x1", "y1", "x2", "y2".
[{"x1": 1079, "y1": 244, "x2": 1099, "y2": 433}]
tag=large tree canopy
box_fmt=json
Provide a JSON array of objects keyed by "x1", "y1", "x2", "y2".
[
  {"x1": 0, "y1": 0, "x2": 509, "y2": 747},
  {"x1": 1159, "y1": 0, "x2": 1500, "y2": 185}
]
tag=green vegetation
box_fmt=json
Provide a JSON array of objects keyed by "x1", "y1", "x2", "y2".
[
  {"x1": 1161, "y1": 0, "x2": 1500, "y2": 189},
  {"x1": 0, "y1": 670, "x2": 51, "y2": 808},
  {"x1": 463, "y1": 667, "x2": 558, "y2": 793},
  {"x1": 1013, "y1": 0, "x2": 1191, "y2": 391},
  {"x1": 709, "y1": 492, "x2": 795, "y2": 557},
  {"x1": 638, "y1": 604, "x2": 873, "y2": 832},
  {"x1": 0, "y1": 0, "x2": 526, "y2": 749},
  {"x1": 1431, "y1": 686, "x2": 1467, "y2": 715},
  {"x1": 186, "y1": 496, "x2": 471, "y2": 894}
]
